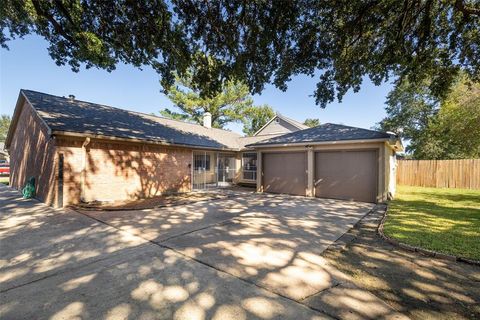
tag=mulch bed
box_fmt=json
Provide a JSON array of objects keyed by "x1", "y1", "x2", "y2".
[{"x1": 72, "y1": 192, "x2": 230, "y2": 211}]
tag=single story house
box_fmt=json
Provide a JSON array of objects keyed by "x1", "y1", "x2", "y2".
[{"x1": 5, "y1": 89, "x2": 402, "y2": 207}]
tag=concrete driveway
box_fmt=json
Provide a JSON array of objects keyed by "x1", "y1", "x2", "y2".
[{"x1": 0, "y1": 185, "x2": 407, "y2": 320}]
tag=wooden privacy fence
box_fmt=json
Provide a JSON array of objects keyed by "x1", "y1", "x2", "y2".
[{"x1": 396, "y1": 159, "x2": 480, "y2": 189}]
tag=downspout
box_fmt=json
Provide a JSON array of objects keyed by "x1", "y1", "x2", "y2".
[
  {"x1": 306, "y1": 146, "x2": 314, "y2": 197},
  {"x1": 81, "y1": 137, "x2": 91, "y2": 202}
]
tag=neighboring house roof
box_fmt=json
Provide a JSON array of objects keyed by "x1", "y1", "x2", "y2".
[
  {"x1": 247, "y1": 123, "x2": 396, "y2": 147},
  {"x1": 10, "y1": 90, "x2": 244, "y2": 150},
  {"x1": 253, "y1": 113, "x2": 309, "y2": 136}
]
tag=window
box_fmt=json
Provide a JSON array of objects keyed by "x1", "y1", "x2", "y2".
[
  {"x1": 194, "y1": 154, "x2": 211, "y2": 171},
  {"x1": 242, "y1": 152, "x2": 257, "y2": 180}
]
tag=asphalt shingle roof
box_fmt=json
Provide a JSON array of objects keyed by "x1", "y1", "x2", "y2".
[
  {"x1": 19, "y1": 90, "x2": 392, "y2": 150},
  {"x1": 236, "y1": 135, "x2": 282, "y2": 148},
  {"x1": 22, "y1": 90, "x2": 243, "y2": 150},
  {"x1": 246, "y1": 123, "x2": 394, "y2": 147}
]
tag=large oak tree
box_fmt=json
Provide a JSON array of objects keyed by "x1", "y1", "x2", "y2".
[{"x1": 2, "y1": 1, "x2": 479, "y2": 107}]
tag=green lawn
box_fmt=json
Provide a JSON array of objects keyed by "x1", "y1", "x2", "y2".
[
  {"x1": 384, "y1": 185, "x2": 480, "y2": 261},
  {"x1": 0, "y1": 176, "x2": 8, "y2": 185}
]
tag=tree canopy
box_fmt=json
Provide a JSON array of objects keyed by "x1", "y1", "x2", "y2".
[
  {"x1": 377, "y1": 78, "x2": 439, "y2": 156},
  {"x1": 160, "y1": 73, "x2": 253, "y2": 129},
  {"x1": 241, "y1": 105, "x2": 275, "y2": 136},
  {"x1": 425, "y1": 76, "x2": 480, "y2": 159},
  {"x1": 377, "y1": 75, "x2": 480, "y2": 159},
  {"x1": 0, "y1": 114, "x2": 11, "y2": 142},
  {"x1": 160, "y1": 72, "x2": 276, "y2": 135},
  {"x1": 2, "y1": 1, "x2": 479, "y2": 107},
  {"x1": 303, "y1": 118, "x2": 320, "y2": 128}
]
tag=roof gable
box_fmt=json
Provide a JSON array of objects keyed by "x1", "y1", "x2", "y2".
[
  {"x1": 254, "y1": 114, "x2": 308, "y2": 136},
  {"x1": 17, "y1": 90, "x2": 243, "y2": 150}
]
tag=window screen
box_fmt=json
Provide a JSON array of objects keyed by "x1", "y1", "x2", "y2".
[
  {"x1": 242, "y1": 152, "x2": 257, "y2": 180},
  {"x1": 194, "y1": 154, "x2": 211, "y2": 171}
]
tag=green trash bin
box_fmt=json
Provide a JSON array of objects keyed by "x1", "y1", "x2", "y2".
[{"x1": 22, "y1": 177, "x2": 36, "y2": 199}]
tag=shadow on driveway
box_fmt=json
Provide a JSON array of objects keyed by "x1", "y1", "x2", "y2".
[
  {"x1": 322, "y1": 207, "x2": 480, "y2": 320},
  {"x1": 1, "y1": 185, "x2": 407, "y2": 319}
]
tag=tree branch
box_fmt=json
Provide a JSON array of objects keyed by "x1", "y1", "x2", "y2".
[
  {"x1": 31, "y1": 0, "x2": 77, "y2": 45},
  {"x1": 455, "y1": 0, "x2": 480, "y2": 17},
  {"x1": 54, "y1": 0, "x2": 75, "y2": 25}
]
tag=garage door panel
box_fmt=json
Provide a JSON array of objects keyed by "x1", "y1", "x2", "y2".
[
  {"x1": 263, "y1": 152, "x2": 306, "y2": 196},
  {"x1": 315, "y1": 150, "x2": 377, "y2": 203}
]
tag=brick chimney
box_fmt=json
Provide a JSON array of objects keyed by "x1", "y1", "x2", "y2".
[{"x1": 203, "y1": 112, "x2": 212, "y2": 128}]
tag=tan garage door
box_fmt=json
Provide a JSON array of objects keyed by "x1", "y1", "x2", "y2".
[
  {"x1": 315, "y1": 150, "x2": 377, "y2": 203},
  {"x1": 263, "y1": 152, "x2": 307, "y2": 196}
]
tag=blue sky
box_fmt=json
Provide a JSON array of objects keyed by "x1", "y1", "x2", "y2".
[{"x1": 1, "y1": 35, "x2": 393, "y2": 135}]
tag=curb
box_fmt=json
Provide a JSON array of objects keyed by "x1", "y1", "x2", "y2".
[
  {"x1": 69, "y1": 194, "x2": 232, "y2": 212},
  {"x1": 325, "y1": 204, "x2": 382, "y2": 252},
  {"x1": 377, "y1": 206, "x2": 480, "y2": 266}
]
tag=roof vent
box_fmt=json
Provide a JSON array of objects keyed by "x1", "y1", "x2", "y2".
[
  {"x1": 68, "y1": 94, "x2": 75, "y2": 102},
  {"x1": 203, "y1": 112, "x2": 212, "y2": 128}
]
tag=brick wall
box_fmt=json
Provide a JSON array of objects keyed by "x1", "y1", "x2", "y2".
[
  {"x1": 8, "y1": 102, "x2": 57, "y2": 205},
  {"x1": 9, "y1": 102, "x2": 193, "y2": 206},
  {"x1": 56, "y1": 137, "x2": 84, "y2": 206},
  {"x1": 85, "y1": 140, "x2": 192, "y2": 202},
  {"x1": 57, "y1": 137, "x2": 192, "y2": 204}
]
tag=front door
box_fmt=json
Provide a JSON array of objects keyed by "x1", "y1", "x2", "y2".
[
  {"x1": 193, "y1": 151, "x2": 216, "y2": 190},
  {"x1": 217, "y1": 154, "x2": 236, "y2": 187}
]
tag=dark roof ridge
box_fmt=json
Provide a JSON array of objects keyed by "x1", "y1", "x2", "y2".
[
  {"x1": 15, "y1": 89, "x2": 243, "y2": 149},
  {"x1": 20, "y1": 89, "x2": 241, "y2": 137},
  {"x1": 320, "y1": 122, "x2": 392, "y2": 135}
]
